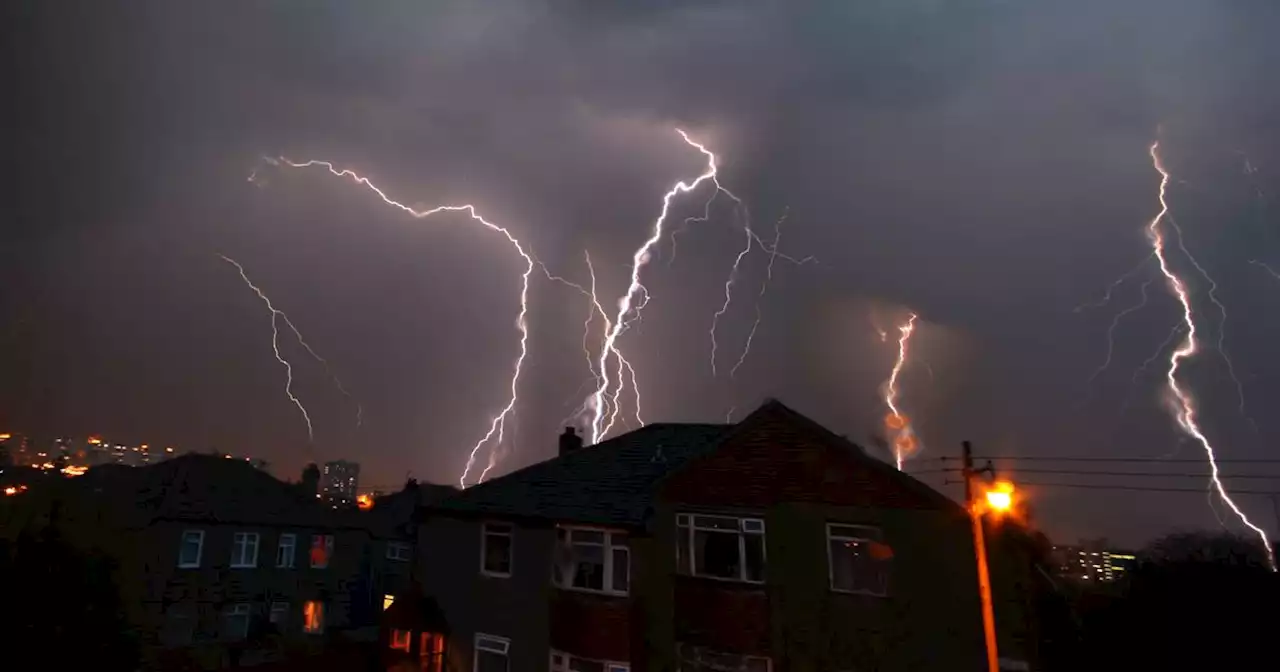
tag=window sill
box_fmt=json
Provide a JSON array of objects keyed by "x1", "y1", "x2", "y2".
[
  {"x1": 481, "y1": 570, "x2": 512, "y2": 579},
  {"x1": 829, "y1": 587, "x2": 889, "y2": 598},
  {"x1": 675, "y1": 573, "x2": 766, "y2": 588},
  {"x1": 554, "y1": 584, "x2": 629, "y2": 599},
  {"x1": 230, "y1": 564, "x2": 259, "y2": 569}
]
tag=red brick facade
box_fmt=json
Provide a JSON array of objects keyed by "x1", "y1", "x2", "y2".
[
  {"x1": 548, "y1": 590, "x2": 632, "y2": 662},
  {"x1": 672, "y1": 577, "x2": 771, "y2": 654}
]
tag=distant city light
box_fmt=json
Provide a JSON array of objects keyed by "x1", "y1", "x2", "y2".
[
  {"x1": 4, "y1": 485, "x2": 27, "y2": 496},
  {"x1": 356, "y1": 493, "x2": 374, "y2": 510},
  {"x1": 62, "y1": 465, "x2": 88, "y2": 477}
]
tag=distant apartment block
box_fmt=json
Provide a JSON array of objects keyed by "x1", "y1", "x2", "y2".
[
  {"x1": 321, "y1": 459, "x2": 361, "y2": 508},
  {"x1": 1052, "y1": 540, "x2": 1137, "y2": 582}
]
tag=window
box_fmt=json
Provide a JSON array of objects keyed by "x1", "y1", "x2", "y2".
[
  {"x1": 269, "y1": 602, "x2": 289, "y2": 629},
  {"x1": 224, "y1": 603, "x2": 251, "y2": 640},
  {"x1": 481, "y1": 523, "x2": 512, "y2": 577},
  {"x1": 421, "y1": 632, "x2": 447, "y2": 672},
  {"x1": 474, "y1": 634, "x2": 509, "y2": 672},
  {"x1": 277, "y1": 533, "x2": 296, "y2": 568},
  {"x1": 390, "y1": 629, "x2": 412, "y2": 652},
  {"x1": 383, "y1": 593, "x2": 396, "y2": 610},
  {"x1": 677, "y1": 644, "x2": 770, "y2": 672},
  {"x1": 552, "y1": 527, "x2": 629, "y2": 595},
  {"x1": 551, "y1": 650, "x2": 630, "y2": 672},
  {"x1": 310, "y1": 534, "x2": 334, "y2": 568},
  {"x1": 827, "y1": 524, "x2": 891, "y2": 596},
  {"x1": 162, "y1": 603, "x2": 196, "y2": 646},
  {"x1": 676, "y1": 514, "x2": 766, "y2": 583},
  {"x1": 302, "y1": 600, "x2": 325, "y2": 634},
  {"x1": 178, "y1": 529, "x2": 204, "y2": 568},
  {"x1": 387, "y1": 541, "x2": 412, "y2": 561},
  {"x1": 231, "y1": 532, "x2": 260, "y2": 568}
]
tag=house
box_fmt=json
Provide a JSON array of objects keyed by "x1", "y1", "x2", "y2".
[
  {"x1": 405, "y1": 399, "x2": 1036, "y2": 672},
  {"x1": 365, "y1": 480, "x2": 457, "y2": 613},
  {"x1": 10, "y1": 454, "x2": 383, "y2": 669}
]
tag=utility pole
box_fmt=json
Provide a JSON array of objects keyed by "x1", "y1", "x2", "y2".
[{"x1": 964, "y1": 441, "x2": 1000, "y2": 672}]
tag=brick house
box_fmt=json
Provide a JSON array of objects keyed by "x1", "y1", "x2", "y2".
[
  {"x1": 29, "y1": 454, "x2": 383, "y2": 669},
  {"x1": 408, "y1": 399, "x2": 1036, "y2": 672}
]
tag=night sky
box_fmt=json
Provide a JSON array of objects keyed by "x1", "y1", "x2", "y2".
[{"x1": 4, "y1": 1, "x2": 1278, "y2": 547}]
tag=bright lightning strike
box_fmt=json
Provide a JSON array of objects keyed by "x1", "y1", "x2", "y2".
[
  {"x1": 1086, "y1": 279, "x2": 1153, "y2": 385},
  {"x1": 587, "y1": 129, "x2": 725, "y2": 445},
  {"x1": 276, "y1": 159, "x2": 533, "y2": 489},
  {"x1": 881, "y1": 313, "x2": 920, "y2": 471},
  {"x1": 730, "y1": 208, "x2": 789, "y2": 378},
  {"x1": 1249, "y1": 259, "x2": 1280, "y2": 281},
  {"x1": 1144, "y1": 140, "x2": 1275, "y2": 569}
]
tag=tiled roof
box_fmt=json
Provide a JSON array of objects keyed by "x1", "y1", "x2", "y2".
[{"x1": 432, "y1": 422, "x2": 732, "y2": 527}]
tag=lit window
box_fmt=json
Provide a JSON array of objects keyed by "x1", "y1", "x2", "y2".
[
  {"x1": 178, "y1": 530, "x2": 204, "y2": 568},
  {"x1": 677, "y1": 644, "x2": 769, "y2": 672},
  {"x1": 302, "y1": 600, "x2": 325, "y2": 634},
  {"x1": 475, "y1": 634, "x2": 510, "y2": 672},
  {"x1": 676, "y1": 514, "x2": 765, "y2": 583},
  {"x1": 277, "y1": 533, "x2": 297, "y2": 568},
  {"x1": 224, "y1": 603, "x2": 251, "y2": 640},
  {"x1": 383, "y1": 594, "x2": 396, "y2": 610},
  {"x1": 421, "y1": 632, "x2": 447, "y2": 672},
  {"x1": 231, "y1": 532, "x2": 260, "y2": 568},
  {"x1": 269, "y1": 602, "x2": 289, "y2": 629},
  {"x1": 387, "y1": 541, "x2": 412, "y2": 562},
  {"x1": 827, "y1": 524, "x2": 891, "y2": 596},
  {"x1": 310, "y1": 534, "x2": 334, "y2": 568},
  {"x1": 390, "y1": 629, "x2": 412, "y2": 652},
  {"x1": 550, "y1": 650, "x2": 629, "y2": 672},
  {"x1": 553, "y1": 527, "x2": 629, "y2": 595},
  {"x1": 481, "y1": 523, "x2": 512, "y2": 577}
]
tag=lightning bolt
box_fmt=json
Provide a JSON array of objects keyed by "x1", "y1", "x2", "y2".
[
  {"x1": 1085, "y1": 279, "x2": 1153, "y2": 385},
  {"x1": 1144, "y1": 140, "x2": 1275, "y2": 569},
  {"x1": 587, "y1": 129, "x2": 725, "y2": 444},
  {"x1": 882, "y1": 313, "x2": 920, "y2": 471},
  {"x1": 1073, "y1": 253, "x2": 1153, "y2": 313},
  {"x1": 1250, "y1": 259, "x2": 1280, "y2": 281},
  {"x1": 275, "y1": 159, "x2": 533, "y2": 489},
  {"x1": 730, "y1": 208, "x2": 789, "y2": 378}
]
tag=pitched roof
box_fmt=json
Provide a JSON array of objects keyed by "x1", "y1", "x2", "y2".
[{"x1": 432, "y1": 422, "x2": 731, "y2": 527}]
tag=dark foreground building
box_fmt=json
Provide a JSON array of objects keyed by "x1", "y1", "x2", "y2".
[{"x1": 393, "y1": 400, "x2": 1036, "y2": 672}]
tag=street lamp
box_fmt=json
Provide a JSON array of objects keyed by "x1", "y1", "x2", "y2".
[{"x1": 963, "y1": 442, "x2": 1016, "y2": 672}]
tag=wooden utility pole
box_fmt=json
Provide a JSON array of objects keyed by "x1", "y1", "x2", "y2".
[{"x1": 964, "y1": 441, "x2": 1000, "y2": 672}]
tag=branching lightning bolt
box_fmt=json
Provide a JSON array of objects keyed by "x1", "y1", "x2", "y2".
[
  {"x1": 587, "y1": 129, "x2": 725, "y2": 444},
  {"x1": 882, "y1": 313, "x2": 920, "y2": 471},
  {"x1": 276, "y1": 159, "x2": 532, "y2": 489},
  {"x1": 1250, "y1": 259, "x2": 1280, "y2": 282},
  {"x1": 1144, "y1": 140, "x2": 1275, "y2": 569},
  {"x1": 730, "y1": 208, "x2": 789, "y2": 378},
  {"x1": 1073, "y1": 253, "x2": 1154, "y2": 313}
]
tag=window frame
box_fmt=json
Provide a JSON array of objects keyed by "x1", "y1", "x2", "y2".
[
  {"x1": 474, "y1": 633, "x2": 510, "y2": 672},
  {"x1": 269, "y1": 601, "x2": 289, "y2": 627},
  {"x1": 230, "y1": 531, "x2": 260, "y2": 568},
  {"x1": 550, "y1": 649, "x2": 630, "y2": 672},
  {"x1": 552, "y1": 526, "x2": 630, "y2": 596},
  {"x1": 310, "y1": 534, "x2": 335, "y2": 569},
  {"x1": 177, "y1": 529, "x2": 204, "y2": 568},
  {"x1": 277, "y1": 533, "x2": 297, "y2": 568},
  {"x1": 676, "y1": 513, "x2": 767, "y2": 584},
  {"x1": 480, "y1": 522, "x2": 513, "y2": 578},
  {"x1": 677, "y1": 644, "x2": 771, "y2": 672},
  {"x1": 386, "y1": 540, "x2": 412, "y2": 562},
  {"x1": 224, "y1": 603, "x2": 252, "y2": 640},
  {"x1": 390, "y1": 628, "x2": 412, "y2": 652},
  {"x1": 826, "y1": 523, "x2": 891, "y2": 597}
]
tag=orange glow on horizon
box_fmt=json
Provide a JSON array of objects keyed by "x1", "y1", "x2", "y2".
[{"x1": 356, "y1": 493, "x2": 374, "y2": 510}]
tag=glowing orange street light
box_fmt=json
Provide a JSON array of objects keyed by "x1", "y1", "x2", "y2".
[
  {"x1": 984, "y1": 481, "x2": 1015, "y2": 513},
  {"x1": 963, "y1": 443, "x2": 1018, "y2": 672}
]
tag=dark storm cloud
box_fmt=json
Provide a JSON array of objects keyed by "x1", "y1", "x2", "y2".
[{"x1": 4, "y1": 1, "x2": 1279, "y2": 545}]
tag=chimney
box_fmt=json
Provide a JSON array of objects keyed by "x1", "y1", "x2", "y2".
[
  {"x1": 300, "y1": 463, "x2": 320, "y2": 498},
  {"x1": 559, "y1": 427, "x2": 583, "y2": 457}
]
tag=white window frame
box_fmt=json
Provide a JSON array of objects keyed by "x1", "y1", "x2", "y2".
[
  {"x1": 552, "y1": 526, "x2": 629, "y2": 596},
  {"x1": 480, "y1": 523, "x2": 513, "y2": 577},
  {"x1": 474, "y1": 633, "x2": 510, "y2": 672},
  {"x1": 310, "y1": 534, "x2": 335, "y2": 569},
  {"x1": 277, "y1": 533, "x2": 296, "y2": 568},
  {"x1": 677, "y1": 644, "x2": 771, "y2": 672},
  {"x1": 676, "y1": 513, "x2": 766, "y2": 584},
  {"x1": 551, "y1": 649, "x2": 629, "y2": 672},
  {"x1": 386, "y1": 540, "x2": 412, "y2": 562},
  {"x1": 178, "y1": 529, "x2": 204, "y2": 568},
  {"x1": 269, "y1": 601, "x2": 289, "y2": 626},
  {"x1": 224, "y1": 603, "x2": 251, "y2": 640},
  {"x1": 826, "y1": 523, "x2": 890, "y2": 597},
  {"x1": 230, "y1": 531, "x2": 260, "y2": 568}
]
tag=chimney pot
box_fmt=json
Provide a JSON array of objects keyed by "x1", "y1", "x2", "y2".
[{"x1": 559, "y1": 427, "x2": 584, "y2": 457}]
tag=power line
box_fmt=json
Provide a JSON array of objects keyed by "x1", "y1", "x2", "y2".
[
  {"x1": 931, "y1": 466, "x2": 1280, "y2": 479},
  {"x1": 945, "y1": 479, "x2": 1277, "y2": 496},
  {"x1": 961, "y1": 455, "x2": 1280, "y2": 464}
]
